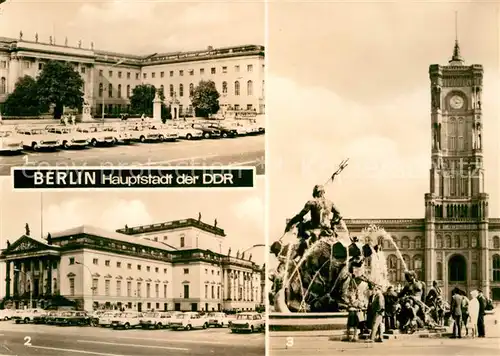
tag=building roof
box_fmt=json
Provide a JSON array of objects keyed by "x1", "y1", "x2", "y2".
[
  {"x1": 49, "y1": 225, "x2": 176, "y2": 252},
  {"x1": 116, "y1": 218, "x2": 226, "y2": 237}
]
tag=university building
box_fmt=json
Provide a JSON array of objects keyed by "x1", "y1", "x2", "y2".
[
  {"x1": 343, "y1": 40, "x2": 500, "y2": 301},
  {"x1": 0, "y1": 218, "x2": 263, "y2": 312},
  {"x1": 0, "y1": 33, "x2": 265, "y2": 117}
]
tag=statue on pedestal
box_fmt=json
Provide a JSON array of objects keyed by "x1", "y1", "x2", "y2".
[
  {"x1": 49, "y1": 36, "x2": 53, "y2": 45},
  {"x1": 91, "y1": 42, "x2": 94, "y2": 50},
  {"x1": 65, "y1": 37, "x2": 68, "y2": 46},
  {"x1": 25, "y1": 223, "x2": 30, "y2": 236},
  {"x1": 19, "y1": 31, "x2": 23, "y2": 40},
  {"x1": 78, "y1": 40, "x2": 82, "y2": 48},
  {"x1": 35, "y1": 33, "x2": 38, "y2": 43}
]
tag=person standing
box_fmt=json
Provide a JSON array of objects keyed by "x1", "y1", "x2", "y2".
[
  {"x1": 369, "y1": 285, "x2": 385, "y2": 343},
  {"x1": 468, "y1": 290, "x2": 479, "y2": 338},
  {"x1": 477, "y1": 289, "x2": 486, "y2": 337},
  {"x1": 461, "y1": 290, "x2": 470, "y2": 336},
  {"x1": 450, "y1": 288, "x2": 464, "y2": 338},
  {"x1": 384, "y1": 286, "x2": 398, "y2": 331}
]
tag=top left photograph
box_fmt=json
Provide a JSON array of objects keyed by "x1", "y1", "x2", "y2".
[{"x1": 0, "y1": 0, "x2": 265, "y2": 176}]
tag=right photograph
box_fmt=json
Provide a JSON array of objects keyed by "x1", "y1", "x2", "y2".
[{"x1": 267, "y1": 1, "x2": 500, "y2": 355}]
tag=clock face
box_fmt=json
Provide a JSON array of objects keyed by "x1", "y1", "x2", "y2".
[{"x1": 450, "y1": 95, "x2": 464, "y2": 109}]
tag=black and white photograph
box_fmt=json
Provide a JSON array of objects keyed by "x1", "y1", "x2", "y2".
[
  {"x1": 0, "y1": 0, "x2": 265, "y2": 176},
  {"x1": 267, "y1": 2, "x2": 500, "y2": 355},
  {"x1": 0, "y1": 178, "x2": 265, "y2": 355}
]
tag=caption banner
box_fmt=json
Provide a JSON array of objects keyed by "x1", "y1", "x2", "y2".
[{"x1": 12, "y1": 167, "x2": 255, "y2": 189}]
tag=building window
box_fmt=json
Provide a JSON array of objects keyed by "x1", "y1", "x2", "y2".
[
  {"x1": 118, "y1": 71, "x2": 122, "y2": 78},
  {"x1": 143, "y1": 73, "x2": 147, "y2": 79},
  {"x1": 155, "y1": 267, "x2": 159, "y2": 273},
  {"x1": 99, "y1": 69, "x2": 103, "y2": 76},
  {"x1": 98, "y1": 83, "x2": 103, "y2": 97},
  {"x1": 69, "y1": 278, "x2": 75, "y2": 296},
  {"x1": 222, "y1": 81, "x2": 227, "y2": 94},
  {"x1": 105, "y1": 280, "x2": 110, "y2": 296},
  {"x1": 235, "y1": 81, "x2": 240, "y2": 96},
  {"x1": 180, "y1": 235, "x2": 185, "y2": 247},
  {"x1": 104, "y1": 260, "x2": 110, "y2": 267},
  {"x1": 147, "y1": 266, "x2": 150, "y2": 272},
  {"x1": 235, "y1": 65, "x2": 240, "y2": 72},
  {"x1": 436, "y1": 234, "x2": 443, "y2": 248},
  {"x1": 189, "y1": 83, "x2": 194, "y2": 96},
  {"x1": 179, "y1": 84, "x2": 184, "y2": 97},
  {"x1": 413, "y1": 255, "x2": 423, "y2": 280},
  {"x1": 108, "y1": 84, "x2": 113, "y2": 98},
  {"x1": 247, "y1": 80, "x2": 253, "y2": 96},
  {"x1": 445, "y1": 235, "x2": 452, "y2": 248},
  {"x1": 69, "y1": 257, "x2": 75, "y2": 265},
  {"x1": 152, "y1": 72, "x2": 156, "y2": 78},
  {"x1": 189, "y1": 69, "x2": 194, "y2": 76},
  {"x1": 401, "y1": 236, "x2": 409, "y2": 249},
  {"x1": 81, "y1": 66, "x2": 86, "y2": 74},
  {"x1": 415, "y1": 237, "x2": 423, "y2": 249},
  {"x1": 211, "y1": 286, "x2": 214, "y2": 299},
  {"x1": 217, "y1": 286, "x2": 220, "y2": 299},
  {"x1": 127, "y1": 72, "x2": 131, "y2": 79},
  {"x1": 436, "y1": 262, "x2": 443, "y2": 280},
  {"x1": 93, "y1": 258, "x2": 98, "y2": 265},
  {"x1": 169, "y1": 84, "x2": 174, "y2": 97},
  {"x1": 92, "y1": 279, "x2": 98, "y2": 295},
  {"x1": 117, "y1": 84, "x2": 122, "y2": 98},
  {"x1": 211, "y1": 67, "x2": 216, "y2": 74},
  {"x1": 205, "y1": 269, "x2": 208, "y2": 274},
  {"x1": 163, "y1": 284, "x2": 167, "y2": 298},
  {"x1": 247, "y1": 64, "x2": 253, "y2": 72},
  {"x1": 136, "y1": 73, "x2": 139, "y2": 80},
  {"x1": 117, "y1": 281, "x2": 121, "y2": 296},
  {"x1": 0, "y1": 61, "x2": 6, "y2": 68},
  {"x1": 146, "y1": 283, "x2": 151, "y2": 298},
  {"x1": 127, "y1": 263, "x2": 132, "y2": 269},
  {"x1": 170, "y1": 71, "x2": 174, "y2": 77},
  {"x1": 155, "y1": 284, "x2": 159, "y2": 298},
  {"x1": 222, "y1": 66, "x2": 227, "y2": 73},
  {"x1": 493, "y1": 236, "x2": 500, "y2": 249},
  {"x1": 453, "y1": 235, "x2": 460, "y2": 248},
  {"x1": 184, "y1": 285, "x2": 189, "y2": 299},
  {"x1": 137, "y1": 265, "x2": 141, "y2": 271},
  {"x1": 137, "y1": 282, "x2": 142, "y2": 297},
  {"x1": 0, "y1": 77, "x2": 5, "y2": 95},
  {"x1": 200, "y1": 68, "x2": 204, "y2": 75},
  {"x1": 205, "y1": 285, "x2": 208, "y2": 299},
  {"x1": 493, "y1": 255, "x2": 500, "y2": 281},
  {"x1": 388, "y1": 255, "x2": 398, "y2": 282},
  {"x1": 183, "y1": 268, "x2": 189, "y2": 274},
  {"x1": 471, "y1": 262, "x2": 478, "y2": 280},
  {"x1": 108, "y1": 71, "x2": 112, "y2": 77},
  {"x1": 126, "y1": 85, "x2": 131, "y2": 98},
  {"x1": 160, "y1": 71, "x2": 164, "y2": 78},
  {"x1": 164, "y1": 268, "x2": 167, "y2": 274},
  {"x1": 127, "y1": 281, "x2": 131, "y2": 297}
]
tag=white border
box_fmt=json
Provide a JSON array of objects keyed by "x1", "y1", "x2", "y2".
[{"x1": 10, "y1": 165, "x2": 257, "y2": 192}]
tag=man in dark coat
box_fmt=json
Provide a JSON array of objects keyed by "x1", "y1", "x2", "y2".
[
  {"x1": 384, "y1": 286, "x2": 398, "y2": 331},
  {"x1": 450, "y1": 288, "x2": 464, "y2": 338},
  {"x1": 477, "y1": 289, "x2": 486, "y2": 337}
]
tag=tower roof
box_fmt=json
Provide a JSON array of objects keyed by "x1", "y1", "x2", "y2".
[{"x1": 449, "y1": 40, "x2": 465, "y2": 66}]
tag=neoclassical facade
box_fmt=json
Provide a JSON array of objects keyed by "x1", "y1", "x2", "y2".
[
  {"x1": 0, "y1": 34, "x2": 265, "y2": 116},
  {"x1": 344, "y1": 42, "x2": 500, "y2": 301},
  {"x1": 0, "y1": 218, "x2": 263, "y2": 312}
]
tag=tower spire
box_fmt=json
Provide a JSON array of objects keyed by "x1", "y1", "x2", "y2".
[{"x1": 449, "y1": 11, "x2": 464, "y2": 65}]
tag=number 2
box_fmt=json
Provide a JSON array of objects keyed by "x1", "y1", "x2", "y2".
[
  {"x1": 286, "y1": 337, "x2": 294, "y2": 348},
  {"x1": 24, "y1": 336, "x2": 31, "y2": 346}
]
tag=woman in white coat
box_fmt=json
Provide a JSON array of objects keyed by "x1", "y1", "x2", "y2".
[{"x1": 468, "y1": 290, "x2": 480, "y2": 338}]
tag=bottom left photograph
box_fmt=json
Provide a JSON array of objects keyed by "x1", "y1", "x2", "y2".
[{"x1": 0, "y1": 179, "x2": 265, "y2": 356}]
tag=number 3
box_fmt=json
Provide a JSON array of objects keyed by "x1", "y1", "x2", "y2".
[
  {"x1": 286, "y1": 337, "x2": 294, "y2": 348},
  {"x1": 24, "y1": 336, "x2": 31, "y2": 346}
]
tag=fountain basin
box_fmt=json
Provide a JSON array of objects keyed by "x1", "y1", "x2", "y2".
[{"x1": 269, "y1": 312, "x2": 348, "y2": 332}]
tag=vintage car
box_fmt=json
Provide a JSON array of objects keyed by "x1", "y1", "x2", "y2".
[
  {"x1": 225, "y1": 122, "x2": 248, "y2": 136},
  {"x1": 207, "y1": 312, "x2": 229, "y2": 328},
  {"x1": 166, "y1": 312, "x2": 184, "y2": 327},
  {"x1": 139, "y1": 311, "x2": 170, "y2": 329},
  {"x1": 127, "y1": 125, "x2": 162, "y2": 143},
  {"x1": 44, "y1": 310, "x2": 61, "y2": 325},
  {"x1": 172, "y1": 124, "x2": 203, "y2": 140},
  {"x1": 97, "y1": 311, "x2": 120, "y2": 327},
  {"x1": 54, "y1": 311, "x2": 90, "y2": 326},
  {"x1": 33, "y1": 310, "x2": 54, "y2": 324},
  {"x1": 12, "y1": 309, "x2": 46, "y2": 324},
  {"x1": 0, "y1": 308, "x2": 15, "y2": 321},
  {"x1": 230, "y1": 312, "x2": 265, "y2": 333},
  {"x1": 76, "y1": 125, "x2": 117, "y2": 146},
  {"x1": 101, "y1": 126, "x2": 133, "y2": 144},
  {"x1": 144, "y1": 124, "x2": 178, "y2": 142},
  {"x1": 16, "y1": 127, "x2": 61, "y2": 151},
  {"x1": 169, "y1": 312, "x2": 209, "y2": 331},
  {"x1": 207, "y1": 123, "x2": 238, "y2": 138},
  {"x1": 0, "y1": 130, "x2": 24, "y2": 153},
  {"x1": 241, "y1": 122, "x2": 261, "y2": 135},
  {"x1": 45, "y1": 125, "x2": 89, "y2": 149},
  {"x1": 191, "y1": 123, "x2": 221, "y2": 139},
  {"x1": 111, "y1": 312, "x2": 144, "y2": 330}
]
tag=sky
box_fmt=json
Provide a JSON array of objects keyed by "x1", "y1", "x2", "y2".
[
  {"x1": 0, "y1": 177, "x2": 265, "y2": 296},
  {"x1": 267, "y1": 1, "x2": 500, "y2": 241},
  {"x1": 0, "y1": 0, "x2": 264, "y2": 54}
]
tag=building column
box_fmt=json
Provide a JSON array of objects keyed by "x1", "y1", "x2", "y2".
[
  {"x1": 39, "y1": 259, "x2": 44, "y2": 295},
  {"x1": 47, "y1": 257, "x2": 53, "y2": 295},
  {"x1": 5, "y1": 261, "x2": 11, "y2": 298},
  {"x1": 30, "y1": 260, "x2": 35, "y2": 299},
  {"x1": 480, "y1": 222, "x2": 490, "y2": 298},
  {"x1": 21, "y1": 261, "x2": 26, "y2": 295},
  {"x1": 13, "y1": 262, "x2": 19, "y2": 296},
  {"x1": 7, "y1": 54, "x2": 20, "y2": 93}
]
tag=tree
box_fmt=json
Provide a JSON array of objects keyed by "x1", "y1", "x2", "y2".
[
  {"x1": 36, "y1": 60, "x2": 85, "y2": 119},
  {"x1": 130, "y1": 84, "x2": 164, "y2": 116},
  {"x1": 3, "y1": 76, "x2": 45, "y2": 116},
  {"x1": 190, "y1": 80, "x2": 220, "y2": 118}
]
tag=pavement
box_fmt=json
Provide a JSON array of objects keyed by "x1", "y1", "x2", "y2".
[
  {"x1": 0, "y1": 134, "x2": 265, "y2": 176},
  {"x1": 0, "y1": 322, "x2": 264, "y2": 356}
]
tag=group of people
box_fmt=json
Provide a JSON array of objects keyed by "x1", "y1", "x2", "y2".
[
  {"x1": 450, "y1": 287, "x2": 488, "y2": 338},
  {"x1": 60, "y1": 114, "x2": 76, "y2": 126}
]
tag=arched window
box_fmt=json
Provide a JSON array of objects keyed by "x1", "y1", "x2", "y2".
[
  {"x1": 471, "y1": 235, "x2": 478, "y2": 248},
  {"x1": 117, "y1": 84, "x2": 122, "y2": 98},
  {"x1": 401, "y1": 236, "x2": 410, "y2": 249},
  {"x1": 458, "y1": 118, "x2": 465, "y2": 150},
  {"x1": 222, "y1": 81, "x2": 228, "y2": 94},
  {"x1": 126, "y1": 85, "x2": 131, "y2": 98},
  {"x1": 247, "y1": 80, "x2": 253, "y2": 96},
  {"x1": 493, "y1": 255, "x2": 500, "y2": 282},
  {"x1": 189, "y1": 83, "x2": 194, "y2": 96},
  {"x1": 0, "y1": 77, "x2": 5, "y2": 94},
  {"x1": 436, "y1": 234, "x2": 443, "y2": 248},
  {"x1": 169, "y1": 84, "x2": 174, "y2": 97},
  {"x1": 234, "y1": 81, "x2": 240, "y2": 96},
  {"x1": 462, "y1": 235, "x2": 469, "y2": 248},
  {"x1": 179, "y1": 84, "x2": 184, "y2": 97},
  {"x1": 449, "y1": 117, "x2": 457, "y2": 151},
  {"x1": 413, "y1": 255, "x2": 423, "y2": 280},
  {"x1": 493, "y1": 236, "x2": 500, "y2": 249},
  {"x1": 445, "y1": 235, "x2": 452, "y2": 248},
  {"x1": 471, "y1": 262, "x2": 478, "y2": 280},
  {"x1": 436, "y1": 262, "x2": 443, "y2": 280},
  {"x1": 415, "y1": 236, "x2": 423, "y2": 249},
  {"x1": 387, "y1": 254, "x2": 398, "y2": 282},
  {"x1": 98, "y1": 83, "x2": 103, "y2": 97},
  {"x1": 108, "y1": 84, "x2": 113, "y2": 98},
  {"x1": 453, "y1": 235, "x2": 460, "y2": 248}
]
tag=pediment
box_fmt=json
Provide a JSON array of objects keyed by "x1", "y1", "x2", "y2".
[
  {"x1": 91, "y1": 273, "x2": 100, "y2": 278},
  {"x1": 136, "y1": 277, "x2": 143, "y2": 281},
  {"x1": 104, "y1": 274, "x2": 112, "y2": 279},
  {"x1": 146, "y1": 278, "x2": 152, "y2": 282},
  {"x1": 182, "y1": 280, "x2": 190, "y2": 284},
  {"x1": 67, "y1": 272, "x2": 76, "y2": 277},
  {"x1": 155, "y1": 279, "x2": 161, "y2": 283},
  {"x1": 162, "y1": 280, "x2": 169, "y2": 284},
  {"x1": 126, "y1": 276, "x2": 134, "y2": 280},
  {"x1": 7, "y1": 235, "x2": 51, "y2": 254},
  {"x1": 115, "y1": 275, "x2": 123, "y2": 280}
]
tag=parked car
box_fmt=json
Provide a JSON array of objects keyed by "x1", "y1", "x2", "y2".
[
  {"x1": 127, "y1": 125, "x2": 162, "y2": 143},
  {"x1": 152, "y1": 124, "x2": 179, "y2": 142},
  {"x1": 191, "y1": 123, "x2": 221, "y2": 139},
  {"x1": 230, "y1": 312, "x2": 265, "y2": 333},
  {"x1": 44, "y1": 311, "x2": 61, "y2": 325},
  {"x1": 0, "y1": 308, "x2": 15, "y2": 321},
  {"x1": 111, "y1": 312, "x2": 144, "y2": 330},
  {"x1": 76, "y1": 125, "x2": 117, "y2": 146},
  {"x1": 45, "y1": 125, "x2": 89, "y2": 149},
  {"x1": 12, "y1": 309, "x2": 46, "y2": 324},
  {"x1": 207, "y1": 312, "x2": 229, "y2": 328},
  {"x1": 0, "y1": 130, "x2": 23, "y2": 153},
  {"x1": 16, "y1": 127, "x2": 61, "y2": 151},
  {"x1": 102, "y1": 126, "x2": 133, "y2": 144},
  {"x1": 225, "y1": 122, "x2": 248, "y2": 136},
  {"x1": 55, "y1": 311, "x2": 91, "y2": 326},
  {"x1": 170, "y1": 312, "x2": 209, "y2": 331},
  {"x1": 208, "y1": 124, "x2": 238, "y2": 138},
  {"x1": 140, "y1": 311, "x2": 170, "y2": 329},
  {"x1": 97, "y1": 311, "x2": 121, "y2": 327},
  {"x1": 33, "y1": 310, "x2": 52, "y2": 324},
  {"x1": 172, "y1": 124, "x2": 203, "y2": 140}
]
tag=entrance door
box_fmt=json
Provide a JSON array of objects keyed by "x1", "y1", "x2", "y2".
[
  {"x1": 33, "y1": 279, "x2": 39, "y2": 297},
  {"x1": 164, "y1": 303, "x2": 168, "y2": 311},
  {"x1": 191, "y1": 303, "x2": 197, "y2": 312},
  {"x1": 448, "y1": 254, "x2": 467, "y2": 297},
  {"x1": 175, "y1": 303, "x2": 181, "y2": 311},
  {"x1": 205, "y1": 303, "x2": 208, "y2": 312},
  {"x1": 137, "y1": 303, "x2": 142, "y2": 312},
  {"x1": 218, "y1": 303, "x2": 221, "y2": 311}
]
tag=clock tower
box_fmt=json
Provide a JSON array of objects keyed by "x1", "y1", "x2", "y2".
[{"x1": 424, "y1": 39, "x2": 490, "y2": 297}]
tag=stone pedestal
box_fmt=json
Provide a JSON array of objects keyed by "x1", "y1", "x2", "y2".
[
  {"x1": 170, "y1": 102, "x2": 180, "y2": 120},
  {"x1": 153, "y1": 93, "x2": 162, "y2": 121},
  {"x1": 79, "y1": 101, "x2": 94, "y2": 123}
]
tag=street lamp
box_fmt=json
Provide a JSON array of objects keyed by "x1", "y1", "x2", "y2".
[
  {"x1": 242, "y1": 244, "x2": 265, "y2": 255},
  {"x1": 75, "y1": 261, "x2": 94, "y2": 312},
  {"x1": 14, "y1": 268, "x2": 32, "y2": 308}
]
